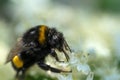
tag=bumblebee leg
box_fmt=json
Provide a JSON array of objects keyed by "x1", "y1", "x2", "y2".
[
  {"x1": 15, "y1": 71, "x2": 19, "y2": 78},
  {"x1": 15, "y1": 70, "x2": 19, "y2": 80},
  {"x1": 37, "y1": 62, "x2": 71, "y2": 73},
  {"x1": 50, "y1": 49, "x2": 65, "y2": 63},
  {"x1": 20, "y1": 69, "x2": 26, "y2": 80},
  {"x1": 16, "y1": 69, "x2": 26, "y2": 80}
]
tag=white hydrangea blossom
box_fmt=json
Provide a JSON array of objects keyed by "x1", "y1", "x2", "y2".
[
  {"x1": 56, "y1": 51, "x2": 94, "y2": 80},
  {"x1": 57, "y1": 73, "x2": 73, "y2": 80}
]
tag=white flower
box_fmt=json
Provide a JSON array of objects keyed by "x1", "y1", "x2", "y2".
[{"x1": 57, "y1": 74, "x2": 73, "y2": 80}]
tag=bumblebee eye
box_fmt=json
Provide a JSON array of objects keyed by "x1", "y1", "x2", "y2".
[{"x1": 53, "y1": 35, "x2": 58, "y2": 40}]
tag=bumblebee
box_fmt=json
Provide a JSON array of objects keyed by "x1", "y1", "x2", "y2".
[{"x1": 6, "y1": 25, "x2": 72, "y2": 80}]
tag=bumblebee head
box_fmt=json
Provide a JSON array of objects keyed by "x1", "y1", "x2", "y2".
[
  {"x1": 48, "y1": 28, "x2": 71, "y2": 51},
  {"x1": 47, "y1": 28, "x2": 63, "y2": 49},
  {"x1": 47, "y1": 28, "x2": 71, "y2": 61}
]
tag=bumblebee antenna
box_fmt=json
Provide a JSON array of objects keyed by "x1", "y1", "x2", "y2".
[
  {"x1": 62, "y1": 49, "x2": 70, "y2": 61},
  {"x1": 64, "y1": 39, "x2": 72, "y2": 52}
]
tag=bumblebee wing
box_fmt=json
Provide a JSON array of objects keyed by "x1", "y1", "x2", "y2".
[{"x1": 5, "y1": 38, "x2": 24, "y2": 63}]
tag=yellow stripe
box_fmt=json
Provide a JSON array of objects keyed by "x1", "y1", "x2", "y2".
[
  {"x1": 12, "y1": 55, "x2": 23, "y2": 68},
  {"x1": 39, "y1": 25, "x2": 47, "y2": 44}
]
